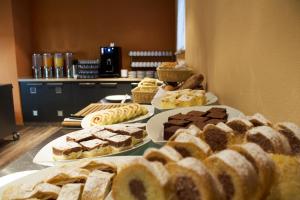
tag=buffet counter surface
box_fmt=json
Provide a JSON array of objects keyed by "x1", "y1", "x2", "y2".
[{"x1": 18, "y1": 77, "x2": 142, "y2": 82}]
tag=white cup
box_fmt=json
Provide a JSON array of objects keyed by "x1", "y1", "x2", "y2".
[{"x1": 121, "y1": 69, "x2": 128, "y2": 78}]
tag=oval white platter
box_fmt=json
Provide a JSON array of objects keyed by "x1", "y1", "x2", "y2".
[
  {"x1": 0, "y1": 156, "x2": 139, "y2": 200},
  {"x1": 146, "y1": 105, "x2": 244, "y2": 145},
  {"x1": 151, "y1": 90, "x2": 218, "y2": 110},
  {"x1": 81, "y1": 105, "x2": 154, "y2": 129},
  {"x1": 33, "y1": 126, "x2": 151, "y2": 167},
  {"x1": 105, "y1": 95, "x2": 131, "y2": 103}
]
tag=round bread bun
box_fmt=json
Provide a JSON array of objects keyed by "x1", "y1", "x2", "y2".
[{"x1": 164, "y1": 85, "x2": 176, "y2": 91}]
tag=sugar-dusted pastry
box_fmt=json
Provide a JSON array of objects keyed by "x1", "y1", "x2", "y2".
[
  {"x1": 226, "y1": 117, "x2": 253, "y2": 134},
  {"x1": 52, "y1": 141, "x2": 83, "y2": 160},
  {"x1": 166, "y1": 157, "x2": 224, "y2": 200},
  {"x1": 106, "y1": 125, "x2": 145, "y2": 144},
  {"x1": 246, "y1": 126, "x2": 292, "y2": 154},
  {"x1": 267, "y1": 154, "x2": 300, "y2": 200},
  {"x1": 275, "y1": 122, "x2": 300, "y2": 154},
  {"x1": 247, "y1": 113, "x2": 272, "y2": 127},
  {"x1": 230, "y1": 143, "x2": 275, "y2": 199},
  {"x1": 66, "y1": 129, "x2": 95, "y2": 142},
  {"x1": 105, "y1": 135, "x2": 132, "y2": 152},
  {"x1": 80, "y1": 139, "x2": 111, "y2": 157},
  {"x1": 45, "y1": 167, "x2": 90, "y2": 186},
  {"x1": 204, "y1": 150, "x2": 259, "y2": 200},
  {"x1": 57, "y1": 183, "x2": 83, "y2": 200},
  {"x1": 92, "y1": 130, "x2": 118, "y2": 140},
  {"x1": 168, "y1": 132, "x2": 211, "y2": 160},
  {"x1": 79, "y1": 160, "x2": 117, "y2": 173},
  {"x1": 112, "y1": 158, "x2": 169, "y2": 200},
  {"x1": 144, "y1": 145, "x2": 182, "y2": 165},
  {"x1": 2, "y1": 182, "x2": 61, "y2": 200},
  {"x1": 202, "y1": 122, "x2": 234, "y2": 152},
  {"x1": 81, "y1": 170, "x2": 114, "y2": 200}
]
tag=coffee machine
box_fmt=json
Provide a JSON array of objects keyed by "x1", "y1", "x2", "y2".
[{"x1": 99, "y1": 43, "x2": 121, "y2": 77}]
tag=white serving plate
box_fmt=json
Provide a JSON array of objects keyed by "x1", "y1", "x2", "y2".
[
  {"x1": 81, "y1": 105, "x2": 154, "y2": 129},
  {"x1": 151, "y1": 89, "x2": 218, "y2": 110},
  {"x1": 146, "y1": 105, "x2": 244, "y2": 144},
  {"x1": 33, "y1": 125, "x2": 151, "y2": 166},
  {"x1": 0, "y1": 156, "x2": 138, "y2": 200},
  {"x1": 105, "y1": 95, "x2": 131, "y2": 103},
  {"x1": 0, "y1": 170, "x2": 38, "y2": 188}
]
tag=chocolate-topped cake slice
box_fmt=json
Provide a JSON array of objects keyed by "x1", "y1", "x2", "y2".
[
  {"x1": 164, "y1": 119, "x2": 190, "y2": 128},
  {"x1": 207, "y1": 107, "x2": 226, "y2": 114},
  {"x1": 164, "y1": 126, "x2": 183, "y2": 140},
  {"x1": 168, "y1": 113, "x2": 190, "y2": 120},
  {"x1": 206, "y1": 112, "x2": 228, "y2": 119},
  {"x1": 80, "y1": 139, "x2": 111, "y2": 157},
  {"x1": 186, "y1": 110, "x2": 206, "y2": 117},
  {"x1": 66, "y1": 129, "x2": 95, "y2": 143},
  {"x1": 52, "y1": 141, "x2": 83, "y2": 160},
  {"x1": 92, "y1": 130, "x2": 118, "y2": 141},
  {"x1": 106, "y1": 135, "x2": 132, "y2": 152},
  {"x1": 187, "y1": 116, "x2": 209, "y2": 123}
]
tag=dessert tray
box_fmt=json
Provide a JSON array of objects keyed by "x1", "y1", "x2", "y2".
[
  {"x1": 146, "y1": 105, "x2": 244, "y2": 144},
  {"x1": 33, "y1": 123, "x2": 151, "y2": 166},
  {"x1": 151, "y1": 88, "x2": 218, "y2": 110},
  {"x1": 81, "y1": 104, "x2": 154, "y2": 128}
]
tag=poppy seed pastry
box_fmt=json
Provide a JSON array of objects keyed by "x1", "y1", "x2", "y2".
[
  {"x1": 167, "y1": 132, "x2": 211, "y2": 160},
  {"x1": 275, "y1": 122, "x2": 300, "y2": 154},
  {"x1": 246, "y1": 126, "x2": 292, "y2": 154},
  {"x1": 229, "y1": 143, "x2": 275, "y2": 200},
  {"x1": 203, "y1": 122, "x2": 234, "y2": 152},
  {"x1": 204, "y1": 150, "x2": 259, "y2": 200},
  {"x1": 166, "y1": 157, "x2": 224, "y2": 200},
  {"x1": 112, "y1": 158, "x2": 169, "y2": 200},
  {"x1": 57, "y1": 183, "x2": 83, "y2": 200},
  {"x1": 81, "y1": 170, "x2": 114, "y2": 200},
  {"x1": 226, "y1": 117, "x2": 253, "y2": 135},
  {"x1": 52, "y1": 141, "x2": 83, "y2": 160},
  {"x1": 144, "y1": 145, "x2": 182, "y2": 165},
  {"x1": 247, "y1": 113, "x2": 272, "y2": 127}
]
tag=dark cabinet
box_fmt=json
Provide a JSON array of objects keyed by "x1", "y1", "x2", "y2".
[{"x1": 19, "y1": 81, "x2": 138, "y2": 122}]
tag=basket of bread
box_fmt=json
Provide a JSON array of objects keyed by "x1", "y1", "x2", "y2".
[
  {"x1": 157, "y1": 61, "x2": 193, "y2": 82},
  {"x1": 131, "y1": 78, "x2": 159, "y2": 104}
]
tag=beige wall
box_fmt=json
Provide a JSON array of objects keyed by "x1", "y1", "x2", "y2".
[
  {"x1": 0, "y1": 0, "x2": 23, "y2": 124},
  {"x1": 186, "y1": 0, "x2": 300, "y2": 124}
]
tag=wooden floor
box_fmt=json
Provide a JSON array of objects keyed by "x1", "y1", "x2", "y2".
[{"x1": 0, "y1": 124, "x2": 61, "y2": 169}]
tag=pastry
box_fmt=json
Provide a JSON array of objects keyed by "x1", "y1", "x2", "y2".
[
  {"x1": 92, "y1": 130, "x2": 118, "y2": 140},
  {"x1": 112, "y1": 158, "x2": 169, "y2": 200},
  {"x1": 164, "y1": 125, "x2": 184, "y2": 140},
  {"x1": 57, "y1": 184, "x2": 83, "y2": 200},
  {"x1": 226, "y1": 117, "x2": 253, "y2": 134},
  {"x1": 45, "y1": 167, "x2": 90, "y2": 186},
  {"x1": 166, "y1": 157, "x2": 224, "y2": 200},
  {"x1": 81, "y1": 170, "x2": 114, "y2": 200},
  {"x1": 230, "y1": 143, "x2": 275, "y2": 199},
  {"x1": 66, "y1": 129, "x2": 95, "y2": 142},
  {"x1": 106, "y1": 125, "x2": 145, "y2": 144},
  {"x1": 202, "y1": 122, "x2": 234, "y2": 152},
  {"x1": 168, "y1": 132, "x2": 211, "y2": 159},
  {"x1": 79, "y1": 160, "x2": 117, "y2": 173},
  {"x1": 275, "y1": 122, "x2": 300, "y2": 154},
  {"x1": 247, "y1": 113, "x2": 272, "y2": 127},
  {"x1": 179, "y1": 73, "x2": 204, "y2": 90},
  {"x1": 80, "y1": 139, "x2": 111, "y2": 158},
  {"x1": 144, "y1": 145, "x2": 182, "y2": 165},
  {"x1": 246, "y1": 126, "x2": 292, "y2": 154},
  {"x1": 52, "y1": 141, "x2": 83, "y2": 160},
  {"x1": 105, "y1": 135, "x2": 132, "y2": 152},
  {"x1": 204, "y1": 150, "x2": 259, "y2": 200}
]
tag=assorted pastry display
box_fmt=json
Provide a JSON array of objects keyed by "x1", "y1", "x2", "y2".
[
  {"x1": 137, "y1": 78, "x2": 160, "y2": 92},
  {"x1": 131, "y1": 78, "x2": 160, "y2": 103},
  {"x1": 159, "y1": 89, "x2": 207, "y2": 109},
  {"x1": 52, "y1": 124, "x2": 147, "y2": 160},
  {"x1": 164, "y1": 107, "x2": 228, "y2": 140},
  {"x1": 89, "y1": 103, "x2": 148, "y2": 126}
]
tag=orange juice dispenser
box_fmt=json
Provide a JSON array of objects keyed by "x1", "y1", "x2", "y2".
[
  {"x1": 54, "y1": 53, "x2": 64, "y2": 78},
  {"x1": 43, "y1": 53, "x2": 53, "y2": 78}
]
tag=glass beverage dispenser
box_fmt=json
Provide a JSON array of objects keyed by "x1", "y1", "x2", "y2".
[
  {"x1": 43, "y1": 53, "x2": 53, "y2": 78},
  {"x1": 54, "y1": 53, "x2": 64, "y2": 78},
  {"x1": 32, "y1": 53, "x2": 42, "y2": 78},
  {"x1": 65, "y1": 52, "x2": 73, "y2": 78}
]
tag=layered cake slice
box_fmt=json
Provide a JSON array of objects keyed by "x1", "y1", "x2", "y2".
[
  {"x1": 246, "y1": 126, "x2": 292, "y2": 154},
  {"x1": 247, "y1": 113, "x2": 272, "y2": 127},
  {"x1": 112, "y1": 158, "x2": 169, "y2": 200},
  {"x1": 66, "y1": 129, "x2": 95, "y2": 143},
  {"x1": 168, "y1": 132, "x2": 211, "y2": 160},
  {"x1": 80, "y1": 139, "x2": 111, "y2": 157},
  {"x1": 92, "y1": 130, "x2": 118, "y2": 141},
  {"x1": 226, "y1": 117, "x2": 254, "y2": 135},
  {"x1": 81, "y1": 170, "x2": 114, "y2": 200},
  {"x1": 166, "y1": 157, "x2": 224, "y2": 200},
  {"x1": 106, "y1": 125, "x2": 145, "y2": 144},
  {"x1": 204, "y1": 150, "x2": 259, "y2": 200},
  {"x1": 275, "y1": 122, "x2": 300, "y2": 154},
  {"x1": 202, "y1": 122, "x2": 234, "y2": 152},
  {"x1": 105, "y1": 135, "x2": 132, "y2": 152},
  {"x1": 230, "y1": 143, "x2": 275, "y2": 199},
  {"x1": 144, "y1": 145, "x2": 182, "y2": 165},
  {"x1": 57, "y1": 184, "x2": 83, "y2": 200},
  {"x1": 52, "y1": 141, "x2": 83, "y2": 160}
]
